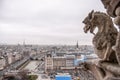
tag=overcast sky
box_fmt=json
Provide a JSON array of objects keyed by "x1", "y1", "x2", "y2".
[{"x1": 0, "y1": 0, "x2": 105, "y2": 45}]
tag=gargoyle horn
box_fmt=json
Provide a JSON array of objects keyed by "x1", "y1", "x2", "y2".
[
  {"x1": 90, "y1": 10, "x2": 95, "y2": 22},
  {"x1": 88, "y1": 10, "x2": 94, "y2": 19}
]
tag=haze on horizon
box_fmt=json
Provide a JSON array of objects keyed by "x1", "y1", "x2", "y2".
[{"x1": 0, "y1": 0, "x2": 105, "y2": 45}]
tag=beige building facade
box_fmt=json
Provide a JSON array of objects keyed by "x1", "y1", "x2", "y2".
[
  {"x1": 53, "y1": 57, "x2": 66, "y2": 70},
  {"x1": 66, "y1": 55, "x2": 75, "y2": 67},
  {"x1": 45, "y1": 53, "x2": 75, "y2": 72},
  {"x1": 45, "y1": 53, "x2": 53, "y2": 72}
]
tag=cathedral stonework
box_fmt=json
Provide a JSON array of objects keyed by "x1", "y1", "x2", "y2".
[{"x1": 82, "y1": 0, "x2": 120, "y2": 80}]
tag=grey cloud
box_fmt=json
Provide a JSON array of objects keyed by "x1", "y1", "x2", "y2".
[{"x1": 0, "y1": 0, "x2": 105, "y2": 45}]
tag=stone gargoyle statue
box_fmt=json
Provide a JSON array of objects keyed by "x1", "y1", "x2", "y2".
[
  {"x1": 83, "y1": 10, "x2": 118, "y2": 63},
  {"x1": 82, "y1": 10, "x2": 120, "y2": 80}
]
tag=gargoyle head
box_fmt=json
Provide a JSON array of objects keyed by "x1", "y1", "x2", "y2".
[{"x1": 82, "y1": 10, "x2": 96, "y2": 35}]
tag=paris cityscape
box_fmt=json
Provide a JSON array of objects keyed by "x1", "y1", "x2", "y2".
[
  {"x1": 1, "y1": 0, "x2": 120, "y2": 80},
  {"x1": 0, "y1": 43, "x2": 97, "y2": 80}
]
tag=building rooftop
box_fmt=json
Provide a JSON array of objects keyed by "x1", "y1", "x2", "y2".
[
  {"x1": 56, "y1": 52, "x2": 66, "y2": 56},
  {"x1": 53, "y1": 56, "x2": 66, "y2": 59},
  {"x1": 65, "y1": 55, "x2": 75, "y2": 59}
]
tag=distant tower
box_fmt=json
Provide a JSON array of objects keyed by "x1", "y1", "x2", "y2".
[
  {"x1": 76, "y1": 41, "x2": 79, "y2": 48},
  {"x1": 23, "y1": 40, "x2": 26, "y2": 47},
  {"x1": 45, "y1": 53, "x2": 53, "y2": 72}
]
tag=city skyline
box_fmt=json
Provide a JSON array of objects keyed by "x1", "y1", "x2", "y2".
[{"x1": 0, "y1": 0, "x2": 105, "y2": 45}]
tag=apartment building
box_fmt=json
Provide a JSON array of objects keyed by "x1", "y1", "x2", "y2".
[
  {"x1": 45, "y1": 53, "x2": 75, "y2": 72},
  {"x1": 45, "y1": 53, "x2": 53, "y2": 72},
  {"x1": 53, "y1": 56, "x2": 66, "y2": 70},
  {"x1": 65, "y1": 55, "x2": 75, "y2": 67}
]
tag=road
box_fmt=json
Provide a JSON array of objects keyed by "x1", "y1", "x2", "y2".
[
  {"x1": 0, "y1": 54, "x2": 49, "y2": 80},
  {"x1": 23, "y1": 60, "x2": 50, "y2": 80},
  {"x1": 22, "y1": 54, "x2": 50, "y2": 80},
  {"x1": 0, "y1": 54, "x2": 44, "y2": 77},
  {"x1": 0, "y1": 56, "x2": 30, "y2": 76}
]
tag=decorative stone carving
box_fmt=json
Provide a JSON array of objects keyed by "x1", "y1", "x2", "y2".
[
  {"x1": 81, "y1": 0, "x2": 120, "y2": 79},
  {"x1": 101, "y1": 0, "x2": 120, "y2": 65},
  {"x1": 83, "y1": 10, "x2": 118, "y2": 62}
]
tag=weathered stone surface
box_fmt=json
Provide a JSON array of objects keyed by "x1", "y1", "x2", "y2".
[
  {"x1": 115, "y1": 7, "x2": 120, "y2": 16},
  {"x1": 101, "y1": 0, "x2": 120, "y2": 17},
  {"x1": 83, "y1": 11, "x2": 118, "y2": 62},
  {"x1": 114, "y1": 16, "x2": 120, "y2": 26},
  {"x1": 81, "y1": 0, "x2": 120, "y2": 79}
]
